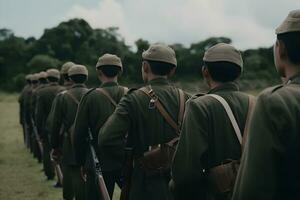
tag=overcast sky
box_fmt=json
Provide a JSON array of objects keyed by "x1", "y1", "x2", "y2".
[{"x1": 0, "y1": 0, "x2": 299, "y2": 49}]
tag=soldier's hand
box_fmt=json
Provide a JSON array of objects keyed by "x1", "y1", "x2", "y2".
[
  {"x1": 50, "y1": 149, "x2": 61, "y2": 162},
  {"x1": 80, "y1": 166, "x2": 87, "y2": 182}
]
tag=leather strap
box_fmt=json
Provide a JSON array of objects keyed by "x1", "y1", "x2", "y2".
[
  {"x1": 139, "y1": 87, "x2": 185, "y2": 136},
  {"x1": 65, "y1": 92, "x2": 80, "y2": 105},
  {"x1": 241, "y1": 96, "x2": 255, "y2": 149},
  {"x1": 207, "y1": 94, "x2": 243, "y2": 145},
  {"x1": 96, "y1": 88, "x2": 117, "y2": 107}
]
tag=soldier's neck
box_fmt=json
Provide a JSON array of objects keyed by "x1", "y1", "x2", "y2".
[
  {"x1": 285, "y1": 64, "x2": 300, "y2": 80},
  {"x1": 147, "y1": 74, "x2": 167, "y2": 82}
]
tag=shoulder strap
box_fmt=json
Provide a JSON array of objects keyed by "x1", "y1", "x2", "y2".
[
  {"x1": 139, "y1": 87, "x2": 181, "y2": 135},
  {"x1": 123, "y1": 87, "x2": 129, "y2": 95},
  {"x1": 65, "y1": 91, "x2": 80, "y2": 105},
  {"x1": 241, "y1": 96, "x2": 255, "y2": 149},
  {"x1": 96, "y1": 88, "x2": 117, "y2": 107},
  {"x1": 177, "y1": 89, "x2": 185, "y2": 128},
  {"x1": 207, "y1": 94, "x2": 242, "y2": 145}
]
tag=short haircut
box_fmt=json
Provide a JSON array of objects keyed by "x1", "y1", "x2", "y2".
[
  {"x1": 70, "y1": 74, "x2": 87, "y2": 84},
  {"x1": 31, "y1": 80, "x2": 38, "y2": 84},
  {"x1": 277, "y1": 31, "x2": 300, "y2": 65},
  {"x1": 203, "y1": 61, "x2": 241, "y2": 82},
  {"x1": 63, "y1": 74, "x2": 70, "y2": 81},
  {"x1": 97, "y1": 65, "x2": 121, "y2": 77},
  {"x1": 146, "y1": 60, "x2": 176, "y2": 76},
  {"x1": 47, "y1": 77, "x2": 59, "y2": 82}
]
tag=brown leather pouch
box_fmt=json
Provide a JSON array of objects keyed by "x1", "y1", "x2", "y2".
[
  {"x1": 207, "y1": 160, "x2": 240, "y2": 194},
  {"x1": 139, "y1": 137, "x2": 179, "y2": 176}
]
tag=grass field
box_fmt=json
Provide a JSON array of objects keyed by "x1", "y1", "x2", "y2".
[{"x1": 0, "y1": 93, "x2": 121, "y2": 200}]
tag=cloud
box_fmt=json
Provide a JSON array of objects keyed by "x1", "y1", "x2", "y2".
[{"x1": 65, "y1": 0, "x2": 299, "y2": 49}]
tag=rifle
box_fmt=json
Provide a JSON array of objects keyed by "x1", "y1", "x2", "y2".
[
  {"x1": 119, "y1": 147, "x2": 133, "y2": 200},
  {"x1": 30, "y1": 118, "x2": 44, "y2": 155},
  {"x1": 88, "y1": 129, "x2": 111, "y2": 200},
  {"x1": 50, "y1": 153, "x2": 64, "y2": 185}
]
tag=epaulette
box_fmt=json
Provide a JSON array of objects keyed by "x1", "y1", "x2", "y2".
[
  {"x1": 191, "y1": 92, "x2": 206, "y2": 99},
  {"x1": 81, "y1": 88, "x2": 97, "y2": 100},
  {"x1": 270, "y1": 84, "x2": 284, "y2": 93},
  {"x1": 127, "y1": 88, "x2": 138, "y2": 94},
  {"x1": 58, "y1": 90, "x2": 67, "y2": 96},
  {"x1": 262, "y1": 84, "x2": 284, "y2": 95}
]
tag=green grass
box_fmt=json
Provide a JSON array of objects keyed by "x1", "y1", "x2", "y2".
[{"x1": 0, "y1": 93, "x2": 121, "y2": 200}]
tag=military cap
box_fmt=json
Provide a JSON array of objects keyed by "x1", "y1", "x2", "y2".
[
  {"x1": 276, "y1": 10, "x2": 300, "y2": 34},
  {"x1": 46, "y1": 69, "x2": 60, "y2": 79},
  {"x1": 203, "y1": 43, "x2": 243, "y2": 69},
  {"x1": 96, "y1": 54, "x2": 123, "y2": 70},
  {"x1": 142, "y1": 43, "x2": 177, "y2": 66},
  {"x1": 68, "y1": 64, "x2": 88, "y2": 76},
  {"x1": 31, "y1": 73, "x2": 39, "y2": 81},
  {"x1": 61, "y1": 62, "x2": 75, "y2": 74},
  {"x1": 25, "y1": 74, "x2": 32, "y2": 80},
  {"x1": 38, "y1": 71, "x2": 48, "y2": 79}
]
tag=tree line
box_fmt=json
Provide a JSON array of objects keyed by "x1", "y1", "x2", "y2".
[{"x1": 0, "y1": 18, "x2": 279, "y2": 91}]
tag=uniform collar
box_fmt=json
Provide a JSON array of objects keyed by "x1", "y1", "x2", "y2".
[
  {"x1": 287, "y1": 72, "x2": 300, "y2": 85},
  {"x1": 100, "y1": 81, "x2": 119, "y2": 88},
  {"x1": 148, "y1": 77, "x2": 169, "y2": 86},
  {"x1": 208, "y1": 82, "x2": 239, "y2": 94},
  {"x1": 71, "y1": 84, "x2": 86, "y2": 89}
]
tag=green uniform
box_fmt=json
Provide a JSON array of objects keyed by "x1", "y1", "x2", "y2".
[
  {"x1": 232, "y1": 74, "x2": 300, "y2": 200},
  {"x1": 36, "y1": 82, "x2": 64, "y2": 179},
  {"x1": 171, "y1": 83, "x2": 251, "y2": 200},
  {"x1": 18, "y1": 84, "x2": 31, "y2": 145},
  {"x1": 31, "y1": 83, "x2": 47, "y2": 162},
  {"x1": 98, "y1": 78, "x2": 190, "y2": 200},
  {"x1": 73, "y1": 82, "x2": 127, "y2": 200},
  {"x1": 48, "y1": 84, "x2": 88, "y2": 200}
]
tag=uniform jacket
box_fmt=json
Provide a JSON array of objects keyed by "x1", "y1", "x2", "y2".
[
  {"x1": 172, "y1": 82, "x2": 251, "y2": 200},
  {"x1": 232, "y1": 73, "x2": 300, "y2": 200},
  {"x1": 98, "y1": 78, "x2": 190, "y2": 200}
]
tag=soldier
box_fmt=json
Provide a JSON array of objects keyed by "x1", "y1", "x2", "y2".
[
  {"x1": 171, "y1": 43, "x2": 254, "y2": 200},
  {"x1": 30, "y1": 71, "x2": 48, "y2": 162},
  {"x1": 49, "y1": 65, "x2": 89, "y2": 200},
  {"x1": 26, "y1": 73, "x2": 39, "y2": 153},
  {"x1": 36, "y1": 69, "x2": 64, "y2": 180},
  {"x1": 61, "y1": 61, "x2": 76, "y2": 89},
  {"x1": 73, "y1": 54, "x2": 127, "y2": 199},
  {"x1": 232, "y1": 10, "x2": 300, "y2": 199},
  {"x1": 98, "y1": 44, "x2": 190, "y2": 200},
  {"x1": 19, "y1": 74, "x2": 32, "y2": 146}
]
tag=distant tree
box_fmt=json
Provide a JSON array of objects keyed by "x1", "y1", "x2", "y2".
[
  {"x1": 0, "y1": 29, "x2": 14, "y2": 41},
  {"x1": 27, "y1": 54, "x2": 61, "y2": 72}
]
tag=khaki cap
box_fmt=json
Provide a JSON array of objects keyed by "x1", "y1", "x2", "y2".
[
  {"x1": 203, "y1": 43, "x2": 243, "y2": 69},
  {"x1": 61, "y1": 62, "x2": 75, "y2": 74},
  {"x1": 96, "y1": 54, "x2": 122, "y2": 70},
  {"x1": 68, "y1": 64, "x2": 88, "y2": 76},
  {"x1": 38, "y1": 71, "x2": 48, "y2": 79},
  {"x1": 142, "y1": 43, "x2": 177, "y2": 66},
  {"x1": 31, "y1": 73, "x2": 39, "y2": 81},
  {"x1": 46, "y1": 69, "x2": 60, "y2": 79},
  {"x1": 276, "y1": 10, "x2": 300, "y2": 34},
  {"x1": 25, "y1": 74, "x2": 32, "y2": 80}
]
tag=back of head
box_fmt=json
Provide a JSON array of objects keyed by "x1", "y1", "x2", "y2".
[
  {"x1": 96, "y1": 53, "x2": 123, "y2": 78},
  {"x1": 46, "y1": 69, "x2": 60, "y2": 82},
  {"x1": 276, "y1": 10, "x2": 300, "y2": 65},
  {"x1": 142, "y1": 43, "x2": 177, "y2": 76},
  {"x1": 203, "y1": 43, "x2": 243, "y2": 83},
  {"x1": 68, "y1": 64, "x2": 88, "y2": 84},
  {"x1": 61, "y1": 61, "x2": 75, "y2": 81}
]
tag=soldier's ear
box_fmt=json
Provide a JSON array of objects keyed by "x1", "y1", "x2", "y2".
[
  {"x1": 142, "y1": 61, "x2": 150, "y2": 73},
  {"x1": 278, "y1": 40, "x2": 288, "y2": 61},
  {"x1": 202, "y1": 66, "x2": 209, "y2": 79},
  {"x1": 168, "y1": 67, "x2": 176, "y2": 77}
]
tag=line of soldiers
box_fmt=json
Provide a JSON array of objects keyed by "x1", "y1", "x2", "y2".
[{"x1": 18, "y1": 10, "x2": 300, "y2": 200}]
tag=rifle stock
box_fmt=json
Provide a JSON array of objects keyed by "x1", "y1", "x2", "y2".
[
  {"x1": 120, "y1": 147, "x2": 133, "y2": 200},
  {"x1": 88, "y1": 129, "x2": 111, "y2": 200},
  {"x1": 30, "y1": 118, "x2": 44, "y2": 155}
]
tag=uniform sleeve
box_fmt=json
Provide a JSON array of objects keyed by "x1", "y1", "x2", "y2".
[
  {"x1": 73, "y1": 94, "x2": 90, "y2": 166},
  {"x1": 48, "y1": 94, "x2": 64, "y2": 149},
  {"x1": 171, "y1": 99, "x2": 209, "y2": 196},
  {"x1": 98, "y1": 93, "x2": 132, "y2": 161},
  {"x1": 232, "y1": 93, "x2": 284, "y2": 200},
  {"x1": 35, "y1": 93, "x2": 46, "y2": 139}
]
